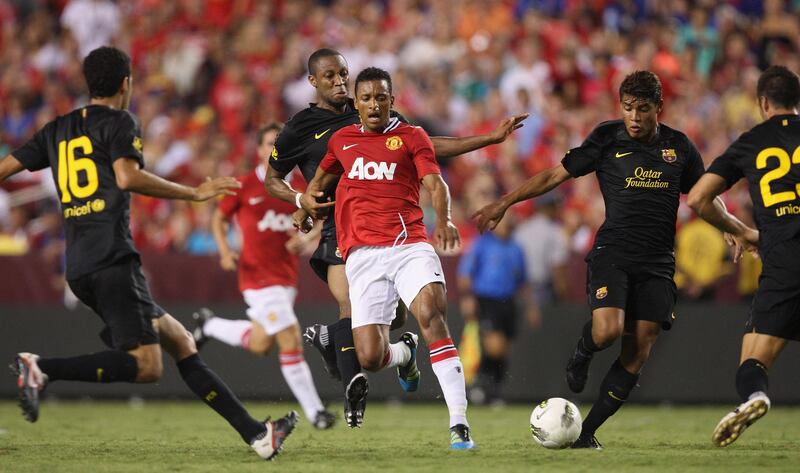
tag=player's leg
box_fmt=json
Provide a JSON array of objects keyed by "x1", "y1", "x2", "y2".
[
  {"x1": 12, "y1": 260, "x2": 162, "y2": 422},
  {"x1": 191, "y1": 307, "x2": 264, "y2": 353},
  {"x1": 566, "y1": 253, "x2": 628, "y2": 393},
  {"x1": 157, "y1": 313, "x2": 297, "y2": 458},
  {"x1": 713, "y1": 249, "x2": 800, "y2": 447},
  {"x1": 243, "y1": 285, "x2": 333, "y2": 427},
  {"x1": 712, "y1": 333, "x2": 787, "y2": 447},
  {"x1": 573, "y1": 318, "x2": 659, "y2": 450}
]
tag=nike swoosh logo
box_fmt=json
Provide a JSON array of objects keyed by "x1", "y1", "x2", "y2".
[
  {"x1": 607, "y1": 390, "x2": 624, "y2": 401},
  {"x1": 315, "y1": 129, "x2": 331, "y2": 140},
  {"x1": 615, "y1": 151, "x2": 633, "y2": 158},
  {"x1": 341, "y1": 346, "x2": 355, "y2": 352},
  {"x1": 248, "y1": 196, "x2": 265, "y2": 205},
  {"x1": 342, "y1": 144, "x2": 358, "y2": 150},
  {"x1": 434, "y1": 272, "x2": 441, "y2": 276}
]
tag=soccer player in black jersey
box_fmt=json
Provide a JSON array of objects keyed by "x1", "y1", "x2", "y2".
[
  {"x1": 0, "y1": 47, "x2": 297, "y2": 461},
  {"x1": 688, "y1": 65, "x2": 800, "y2": 447},
  {"x1": 474, "y1": 70, "x2": 748, "y2": 449},
  {"x1": 265, "y1": 47, "x2": 527, "y2": 426}
]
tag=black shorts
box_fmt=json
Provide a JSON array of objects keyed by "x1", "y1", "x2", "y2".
[
  {"x1": 476, "y1": 296, "x2": 517, "y2": 339},
  {"x1": 310, "y1": 234, "x2": 344, "y2": 282},
  {"x1": 586, "y1": 249, "x2": 677, "y2": 330},
  {"x1": 68, "y1": 256, "x2": 165, "y2": 351},
  {"x1": 746, "y1": 238, "x2": 800, "y2": 341}
]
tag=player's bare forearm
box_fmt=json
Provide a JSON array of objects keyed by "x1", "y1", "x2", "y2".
[
  {"x1": 0, "y1": 155, "x2": 25, "y2": 182},
  {"x1": 687, "y1": 174, "x2": 749, "y2": 236},
  {"x1": 265, "y1": 165, "x2": 300, "y2": 204},
  {"x1": 431, "y1": 135, "x2": 494, "y2": 158},
  {"x1": 113, "y1": 158, "x2": 239, "y2": 201},
  {"x1": 422, "y1": 173, "x2": 453, "y2": 223},
  {"x1": 423, "y1": 173, "x2": 460, "y2": 250},
  {"x1": 429, "y1": 114, "x2": 528, "y2": 158},
  {"x1": 501, "y1": 164, "x2": 571, "y2": 209}
]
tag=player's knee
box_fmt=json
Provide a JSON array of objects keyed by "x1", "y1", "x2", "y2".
[
  {"x1": 356, "y1": 345, "x2": 383, "y2": 372},
  {"x1": 135, "y1": 356, "x2": 163, "y2": 383},
  {"x1": 592, "y1": 321, "x2": 623, "y2": 347}
]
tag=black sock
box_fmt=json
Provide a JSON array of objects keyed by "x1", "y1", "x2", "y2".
[
  {"x1": 332, "y1": 317, "x2": 361, "y2": 389},
  {"x1": 578, "y1": 321, "x2": 602, "y2": 357},
  {"x1": 736, "y1": 358, "x2": 769, "y2": 402},
  {"x1": 581, "y1": 359, "x2": 639, "y2": 436},
  {"x1": 37, "y1": 351, "x2": 138, "y2": 383},
  {"x1": 176, "y1": 354, "x2": 265, "y2": 444}
]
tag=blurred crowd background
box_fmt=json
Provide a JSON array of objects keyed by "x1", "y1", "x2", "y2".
[{"x1": 2, "y1": 0, "x2": 796, "y2": 302}]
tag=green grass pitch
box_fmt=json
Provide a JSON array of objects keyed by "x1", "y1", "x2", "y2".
[{"x1": 0, "y1": 400, "x2": 798, "y2": 472}]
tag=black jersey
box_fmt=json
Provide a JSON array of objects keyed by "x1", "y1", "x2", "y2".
[
  {"x1": 562, "y1": 120, "x2": 705, "y2": 260},
  {"x1": 12, "y1": 105, "x2": 144, "y2": 279},
  {"x1": 707, "y1": 114, "x2": 800, "y2": 252},
  {"x1": 269, "y1": 99, "x2": 405, "y2": 239}
]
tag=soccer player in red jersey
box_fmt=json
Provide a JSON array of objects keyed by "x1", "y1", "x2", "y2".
[
  {"x1": 299, "y1": 67, "x2": 475, "y2": 449},
  {"x1": 191, "y1": 123, "x2": 334, "y2": 429}
]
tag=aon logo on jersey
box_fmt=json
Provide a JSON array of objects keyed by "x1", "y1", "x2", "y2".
[
  {"x1": 348, "y1": 157, "x2": 397, "y2": 180},
  {"x1": 257, "y1": 210, "x2": 293, "y2": 232}
]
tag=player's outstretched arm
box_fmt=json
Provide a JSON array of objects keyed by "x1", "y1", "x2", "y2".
[
  {"x1": 0, "y1": 155, "x2": 25, "y2": 182},
  {"x1": 300, "y1": 167, "x2": 338, "y2": 220},
  {"x1": 113, "y1": 157, "x2": 240, "y2": 201},
  {"x1": 422, "y1": 173, "x2": 460, "y2": 251},
  {"x1": 687, "y1": 173, "x2": 759, "y2": 260},
  {"x1": 264, "y1": 165, "x2": 302, "y2": 204},
  {"x1": 473, "y1": 164, "x2": 571, "y2": 233},
  {"x1": 211, "y1": 208, "x2": 238, "y2": 271},
  {"x1": 430, "y1": 113, "x2": 528, "y2": 158}
]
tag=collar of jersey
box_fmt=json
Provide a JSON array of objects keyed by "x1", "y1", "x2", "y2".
[
  {"x1": 359, "y1": 116, "x2": 401, "y2": 134},
  {"x1": 256, "y1": 164, "x2": 267, "y2": 183}
]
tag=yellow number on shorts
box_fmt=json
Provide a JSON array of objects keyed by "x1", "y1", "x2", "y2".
[{"x1": 57, "y1": 136, "x2": 98, "y2": 203}]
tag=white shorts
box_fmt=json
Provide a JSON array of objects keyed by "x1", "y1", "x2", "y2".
[
  {"x1": 242, "y1": 286, "x2": 298, "y2": 335},
  {"x1": 346, "y1": 242, "x2": 446, "y2": 329}
]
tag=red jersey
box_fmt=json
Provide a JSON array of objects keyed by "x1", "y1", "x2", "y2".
[
  {"x1": 218, "y1": 165, "x2": 303, "y2": 291},
  {"x1": 319, "y1": 119, "x2": 441, "y2": 259}
]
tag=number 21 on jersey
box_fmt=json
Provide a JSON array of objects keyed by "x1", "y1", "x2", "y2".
[
  {"x1": 757, "y1": 145, "x2": 800, "y2": 207},
  {"x1": 57, "y1": 135, "x2": 99, "y2": 203}
]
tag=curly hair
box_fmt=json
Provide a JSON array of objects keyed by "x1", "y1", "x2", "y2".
[
  {"x1": 354, "y1": 67, "x2": 392, "y2": 94},
  {"x1": 82, "y1": 46, "x2": 131, "y2": 98}
]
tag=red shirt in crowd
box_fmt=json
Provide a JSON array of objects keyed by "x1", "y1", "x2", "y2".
[
  {"x1": 319, "y1": 118, "x2": 441, "y2": 260},
  {"x1": 218, "y1": 165, "x2": 302, "y2": 291}
]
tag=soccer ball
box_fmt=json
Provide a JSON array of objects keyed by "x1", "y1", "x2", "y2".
[{"x1": 529, "y1": 398, "x2": 582, "y2": 449}]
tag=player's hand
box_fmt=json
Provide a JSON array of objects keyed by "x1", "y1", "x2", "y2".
[
  {"x1": 526, "y1": 305, "x2": 542, "y2": 330},
  {"x1": 434, "y1": 220, "x2": 461, "y2": 252},
  {"x1": 194, "y1": 176, "x2": 241, "y2": 201},
  {"x1": 300, "y1": 191, "x2": 336, "y2": 219},
  {"x1": 489, "y1": 113, "x2": 528, "y2": 144},
  {"x1": 219, "y1": 251, "x2": 238, "y2": 271},
  {"x1": 725, "y1": 227, "x2": 759, "y2": 263},
  {"x1": 292, "y1": 208, "x2": 314, "y2": 233},
  {"x1": 472, "y1": 199, "x2": 508, "y2": 233}
]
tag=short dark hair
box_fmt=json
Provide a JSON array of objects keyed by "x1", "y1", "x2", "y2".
[
  {"x1": 355, "y1": 67, "x2": 392, "y2": 94},
  {"x1": 619, "y1": 70, "x2": 662, "y2": 104},
  {"x1": 308, "y1": 48, "x2": 343, "y2": 75},
  {"x1": 256, "y1": 122, "x2": 283, "y2": 145},
  {"x1": 83, "y1": 46, "x2": 131, "y2": 98},
  {"x1": 757, "y1": 65, "x2": 800, "y2": 109}
]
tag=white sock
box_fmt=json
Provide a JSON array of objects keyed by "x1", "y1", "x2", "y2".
[
  {"x1": 280, "y1": 350, "x2": 325, "y2": 420},
  {"x1": 430, "y1": 337, "x2": 468, "y2": 428},
  {"x1": 381, "y1": 342, "x2": 411, "y2": 370},
  {"x1": 203, "y1": 317, "x2": 252, "y2": 348}
]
